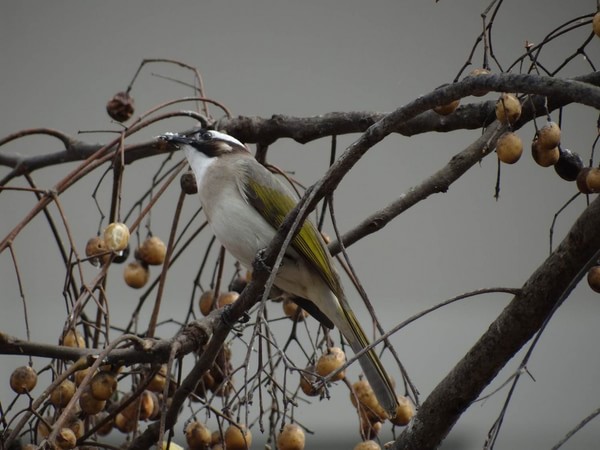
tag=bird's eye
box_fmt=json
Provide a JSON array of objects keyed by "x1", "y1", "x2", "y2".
[{"x1": 201, "y1": 132, "x2": 212, "y2": 141}]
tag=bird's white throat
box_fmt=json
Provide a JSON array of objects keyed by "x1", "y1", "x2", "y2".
[{"x1": 184, "y1": 147, "x2": 216, "y2": 187}]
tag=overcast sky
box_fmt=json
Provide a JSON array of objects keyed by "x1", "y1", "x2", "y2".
[{"x1": 1, "y1": 1, "x2": 599, "y2": 449}]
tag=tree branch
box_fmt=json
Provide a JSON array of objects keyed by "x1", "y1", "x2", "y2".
[
  {"x1": 1, "y1": 72, "x2": 598, "y2": 181},
  {"x1": 0, "y1": 314, "x2": 215, "y2": 366},
  {"x1": 216, "y1": 71, "x2": 600, "y2": 143},
  {"x1": 392, "y1": 194, "x2": 600, "y2": 449}
]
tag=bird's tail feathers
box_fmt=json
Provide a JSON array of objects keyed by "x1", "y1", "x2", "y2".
[{"x1": 341, "y1": 307, "x2": 398, "y2": 417}]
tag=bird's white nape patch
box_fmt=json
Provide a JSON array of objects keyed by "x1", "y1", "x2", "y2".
[
  {"x1": 208, "y1": 130, "x2": 246, "y2": 149},
  {"x1": 184, "y1": 146, "x2": 216, "y2": 186}
]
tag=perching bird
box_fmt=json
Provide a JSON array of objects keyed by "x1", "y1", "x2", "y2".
[{"x1": 162, "y1": 129, "x2": 398, "y2": 416}]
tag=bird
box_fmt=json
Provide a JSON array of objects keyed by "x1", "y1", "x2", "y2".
[{"x1": 162, "y1": 128, "x2": 399, "y2": 416}]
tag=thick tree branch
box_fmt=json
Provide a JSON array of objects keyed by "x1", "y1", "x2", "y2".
[
  {"x1": 392, "y1": 194, "x2": 600, "y2": 449},
  {"x1": 1, "y1": 72, "x2": 598, "y2": 182},
  {"x1": 217, "y1": 71, "x2": 600, "y2": 144}
]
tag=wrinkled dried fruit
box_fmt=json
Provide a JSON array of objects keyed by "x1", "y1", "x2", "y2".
[
  {"x1": 139, "y1": 390, "x2": 155, "y2": 420},
  {"x1": 138, "y1": 236, "x2": 167, "y2": 265},
  {"x1": 185, "y1": 421, "x2": 212, "y2": 450},
  {"x1": 283, "y1": 298, "x2": 309, "y2": 321},
  {"x1": 106, "y1": 91, "x2": 135, "y2": 122},
  {"x1": 199, "y1": 290, "x2": 216, "y2": 316},
  {"x1": 585, "y1": 167, "x2": 600, "y2": 192},
  {"x1": 50, "y1": 379, "x2": 76, "y2": 407},
  {"x1": 353, "y1": 440, "x2": 381, "y2": 450},
  {"x1": 67, "y1": 418, "x2": 85, "y2": 439},
  {"x1": 74, "y1": 367, "x2": 94, "y2": 386},
  {"x1": 496, "y1": 132, "x2": 523, "y2": 164},
  {"x1": 316, "y1": 347, "x2": 346, "y2": 381},
  {"x1": 211, "y1": 430, "x2": 223, "y2": 446},
  {"x1": 276, "y1": 423, "x2": 306, "y2": 450},
  {"x1": 10, "y1": 365, "x2": 37, "y2": 394},
  {"x1": 593, "y1": 12, "x2": 600, "y2": 37},
  {"x1": 124, "y1": 261, "x2": 150, "y2": 289},
  {"x1": 63, "y1": 329, "x2": 86, "y2": 348},
  {"x1": 85, "y1": 236, "x2": 109, "y2": 266},
  {"x1": 359, "y1": 414, "x2": 382, "y2": 440},
  {"x1": 467, "y1": 68, "x2": 491, "y2": 96},
  {"x1": 587, "y1": 266, "x2": 600, "y2": 293},
  {"x1": 90, "y1": 371, "x2": 118, "y2": 401},
  {"x1": 351, "y1": 379, "x2": 388, "y2": 422},
  {"x1": 103, "y1": 222, "x2": 130, "y2": 252},
  {"x1": 576, "y1": 168, "x2": 593, "y2": 194},
  {"x1": 79, "y1": 388, "x2": 106, "y2": 415},
  {"x1": 224, "y1": 424, "x2": 252, "y2": 450},
  {"x1": 114, "y1": 412, "x2": 137, "y2": 433},
  {"x1": 531, "y1": 141, "x2": 559, "y2": 167},
  {"x1": 299, "y1": 365, "x2": 323, "y2": 397},
  {"x1": 120, "y1": 392, "x2": 158, "y2": 423},
  {"x1": 495, "y1": 93, "x2": 521, "y2": 125},
  {"x1": 217, "y1": 291, "x2": 239, "y2": 308},
  {"x1": 146, "y1": 391, "x2": 161, "y2": 419},
  {"x1": 389, "y1": 395, "x2": 415, "y2": 426},
  {"x1": 56, "y1": 427, "x2": 77, "y2": 449},
  {"x1": 536, "y1": 121, "x2": 561, "y2": 150},
  {"x1": 147, "y1": 365, "x2": 168, "y2": 392},
  {"x1": 180, "y1": 171, "x2": 198, "y2": 194}
]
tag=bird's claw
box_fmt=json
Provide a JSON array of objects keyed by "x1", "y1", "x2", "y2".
[
  {"x1": 252, "y1": 248, "x2": 273, "y2": 273},
  {"x1": 239, "y1": 311, "x2": 251, "y2": 324},
  {"x1": 221, "y1": 304, "x2": 251, "y2": 328}
]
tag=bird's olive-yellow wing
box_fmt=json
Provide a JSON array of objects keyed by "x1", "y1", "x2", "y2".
[{"x1": 243, "y1": 174, "x2": 342, "y2": 299}]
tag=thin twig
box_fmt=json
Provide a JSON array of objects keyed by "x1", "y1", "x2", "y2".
[
  {"x1": 147, "y1": 190, "x2": 187, "y2": 338},
  {"x1": 551, "y1": 406, "x2": 600, "y2": 450}
]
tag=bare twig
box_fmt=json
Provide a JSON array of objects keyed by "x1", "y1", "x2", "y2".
[
  {"x1": 551, "y1": 405, "x2": 600, "y2": 450},
  {"x1": 328, "y1": 122, "x2": 505, "y2": 254},
  {"x1": 147, "y1": 190, "x2": 187, "y2": 338}
]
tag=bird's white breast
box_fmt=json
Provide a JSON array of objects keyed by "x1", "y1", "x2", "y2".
[{"x1": 185, "y1": 148, "x2": 274, "y2": 268}]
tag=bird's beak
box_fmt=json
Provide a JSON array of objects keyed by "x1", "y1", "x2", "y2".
[{"x1": 160, "y1": 132, "x2": 193, "y2": 148}]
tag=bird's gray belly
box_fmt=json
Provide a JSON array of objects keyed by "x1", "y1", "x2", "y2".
[{"x1": 202, "y1": 191, "x2": 321, "y2": 302}]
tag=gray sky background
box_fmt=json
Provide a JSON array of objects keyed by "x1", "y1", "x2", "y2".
[{"x1": 1, "y1": 1, "x2": 599, "y2": 449}]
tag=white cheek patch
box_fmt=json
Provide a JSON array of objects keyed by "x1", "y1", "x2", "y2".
[
  {"x1": 184, "y1": 147, "x2": 216, "y2": 186},
  {"x1": 218, "y1": 142, "x2": 233, "y2": 153}
]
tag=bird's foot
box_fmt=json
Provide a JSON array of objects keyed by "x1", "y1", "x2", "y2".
[
  {"x1": 221, "y1": 304, "x2": 251, "y2": 329},
  {"x1": 252, "y1": 248, "x2": 276, "y2": 274}
]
